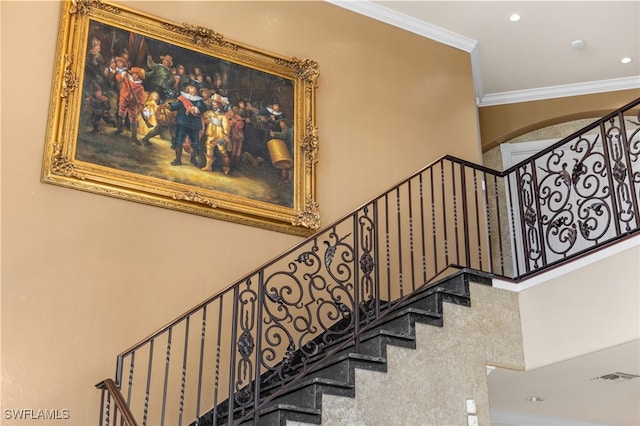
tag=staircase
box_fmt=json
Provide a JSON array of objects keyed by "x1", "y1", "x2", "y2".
[
  {"x1": 96, "y1": 97, "x2": 640, "y2": 426},
  {"x1": 200, "y1": 270, "x2": 491, "y2": 426}
]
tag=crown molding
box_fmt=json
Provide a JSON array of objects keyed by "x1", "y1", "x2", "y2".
[
  {"x1": 325, "y1": 0, "x2": 477, "y2": 52},
  {"x1": 479, "y1": 76, "x2": 640, "y2": 107}
]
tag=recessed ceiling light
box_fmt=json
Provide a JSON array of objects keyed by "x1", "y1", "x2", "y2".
[
  {"x1": 509, "y1": 13, "x2": 521, "y2": 22},
  {"x1": 621, "y1": 57, "x2": 632, "y2": 64},
  {"x1": 571, "y1": 39, "x2": 585, "y2": 49},
  {"x1": 527, "y1": 396, "x2": 544, "y2": 402}
]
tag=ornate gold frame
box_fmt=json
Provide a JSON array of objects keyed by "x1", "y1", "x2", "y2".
[{"x1": 41, "y1": 0, "x2": 320, "y2": 236}]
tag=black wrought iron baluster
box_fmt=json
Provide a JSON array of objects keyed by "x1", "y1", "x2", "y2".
[
  {"x1": 211, "y1": 297, "x2": 224, "y2": 424},
  {"x1": 352, "y1": 211, "x2": 361, "y2": 353},
  {"x1": 606, "y1": 117, "x2": 630, "y2": 235},
  {"x1": 472, "y1": 169, "x2": 482, "y2": 270},
  {"x1": 126, "y1": 354, "x2": 135, "y2": 408},
  {"x1": 506, "y1": 173, "x2": 521, "y2": 276},
  {"x1": 358, "y1": 206, "x2": 376, "y2": 324},
  {"x1": 516, "y1": 163, "x2": 538, "y2": 272},
  {"x1": 463, "y1": 164, "x2": 473, "y2": 269},
  {"x1": 606, "y1": 116, "x2": 636, "y2": 233},
  {"x1": 525, "y1": 162, "x2": 541, "y2": 270},
  {"x1": 233, "y1": 278, "x2": 260, "y2": 415},
  {"x1": 384, "y1": 193, "x2": 391, "y2": 304},
  {"x1": 160, "y1": 328, "x2": 172, "y2": 426},
  {"x1": 515, "y1": 165, "x2": 529, "y2": 272},
  {"x1": 600, "y1": 120, "x2": 624, "y2": 237},
  {"x1": 451, "y1": 161, "x2": 461, "y2": 266},
  {"x1": 372, "y1": 200, "x2": 381, "y2": 319},
  {"x1": 395, "y1": 187, "x2": 404, "y2": 296},
  {"x1": 194, "y1": 306, "x2": 207, "y2": 426},
  {"x1": 531, "y1": 159, "x2": 548, "y2": 267},
  {"x1": 619, "y1": 114, "x2": 640, "y2": 228},
  {"x1": 227, "y1": 286, "x2": 240, "y2": 426},
  {"x1": 142, "y1": 339, "x2": 154, "y2": 426},
  {"x1": 116, "y1": 356, "x2": 124, "y2": 392},
  {"x1": 407, "y1": 180, "x2": 416, "y2": 293},
  {"x1": 177, "y1": 318, "x2": 189, "y2": 426},
  {"x1": 440, "y1": 161, "x2": 450, "y2": 269},
  {"x1": 537, "y1": 152, "x2": 570, "y2": 258},
  {"x1": 235, "y1": 281, "x2": 257, "y2": 416},
  {"x1": 418, "y1": 173, "x2": 427, "y2": 284},
  {"x1": 430, "y1": 166, "x2": 438, "y2": 276},
  {"x1": 486, "y1": 172, "x2": 500, "y2": 275},
  {"x1": 252, "y1": 271, "x2": 265, "y2": 426}
]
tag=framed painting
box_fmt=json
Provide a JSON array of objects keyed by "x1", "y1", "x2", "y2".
[{"x1": 41, "y1": 0, "x2": 320, "y2": 236}]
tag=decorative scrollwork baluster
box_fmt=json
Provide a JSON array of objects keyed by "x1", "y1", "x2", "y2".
[
  {"x1": 625, "y1": 115, "x2": 640, "y2": 229},
  {"x1": 358, "y1": 206, "x2": 376, "y2": 323},
  {"x1": 606, "y1": 118, "x2": 636, "y2": 231},
  {"x1": 234, "y1": 283, "x2": 257, "y2": 412},
  {"x1": 518, "y1": 163, "x2": 542, "y2": 269}
]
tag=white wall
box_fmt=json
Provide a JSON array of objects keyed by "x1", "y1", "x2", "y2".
[{"x1": 517, "y1": 239, "x2": 640, "y2": 369}]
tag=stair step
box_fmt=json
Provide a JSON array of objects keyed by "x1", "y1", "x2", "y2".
[
  {"x1": 301, "y1": 352, "x2": 388, "y2": 384},
  {"x1": 266, "y1": 378, "x2": 355, "y2": 410},
  {"x1": 237, "y1": 403, "x2": 322, "y2": 426}
]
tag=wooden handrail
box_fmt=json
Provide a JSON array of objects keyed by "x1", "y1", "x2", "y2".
[{"x1": 95, "y1": 379, "x2": 138, "y2": 426}]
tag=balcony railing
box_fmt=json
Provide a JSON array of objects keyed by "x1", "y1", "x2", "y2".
[
  {"x1": 97, "y1": 97, "x2": 640, "y2": 426},
  {"x1": 505, "y1": 98, "x2": 640, "y2": 278}
]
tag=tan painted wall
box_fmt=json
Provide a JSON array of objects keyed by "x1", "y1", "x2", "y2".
[
  {"x1": 478, "y1": 89, "x2": 640, "y2": 152},
  {"x1": 1, "y1": 1, "x2": 479, "y2": 425}
]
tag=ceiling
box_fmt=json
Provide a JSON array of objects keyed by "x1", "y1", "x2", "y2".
[
  {"x1": 489, "y1": 339, "x2": 640, "y2": 426},
  {"x1": 327, "y1": 2, "x2": 640, "y2": 425},
  {"x1": 328, "y1": 1, "x2": 640, "y2": 106}
]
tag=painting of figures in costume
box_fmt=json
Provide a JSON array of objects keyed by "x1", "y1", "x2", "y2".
[{"x1": 42, "y1": 0, "x2": 319, "y2": 236}]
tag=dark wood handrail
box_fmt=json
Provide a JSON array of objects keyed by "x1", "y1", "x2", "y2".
[
  {"x1": 95, "y1": 379, "x2": 138, "y2": 426},
  {"x1": 501, "y1": 96, "x2": 640, "y2": 175}
]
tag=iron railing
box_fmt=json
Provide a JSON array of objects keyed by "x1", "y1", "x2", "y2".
[
  {"x1": 504, "y1": 98, "x2": 640, "y2": 278},
  {"x1": 97, "y1": 97, "x2": 640, "y2": 426}
]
